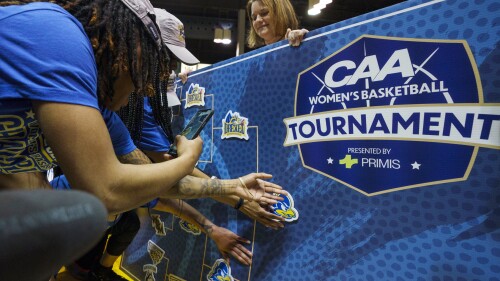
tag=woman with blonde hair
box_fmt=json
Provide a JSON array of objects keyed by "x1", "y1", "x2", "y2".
[{"x1": 247, "y1": 0, "x2": 308, "y2": 48}]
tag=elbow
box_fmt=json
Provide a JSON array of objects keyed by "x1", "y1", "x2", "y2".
[
  {"x1": 100, "y1": 189, "x2": 129, "y2": 216},
  {"x1": 94, "y1": 182, "x2": 132, "y2": 215}
]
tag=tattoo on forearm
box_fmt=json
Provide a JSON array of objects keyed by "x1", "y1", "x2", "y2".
[
  {"x1": 117, "y1": 149, "x2": 152, "y2": 165},
  {"x1": 200, "y1": 179, "x2": 227, "y2": 197},
  {"x1": 173, "y1": 177, "x2": 231, "y2": 198},
  {"x1": 176, "y1": 177, "x2": 196, "y2": 196}
]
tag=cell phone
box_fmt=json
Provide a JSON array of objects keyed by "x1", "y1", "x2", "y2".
[{"x1": 167, "y1": 108, "x2": 214, "y2": 157}]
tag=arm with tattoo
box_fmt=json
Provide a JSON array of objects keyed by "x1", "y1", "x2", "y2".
[
  {"x1": 155, "y1": 198, "x2": 253, "y2": 265},
  {"x1": 117, "y1": 148, "x2": 153, "y2": 165},
  {"x1": 117, "y1": 150, "x2": 286, "y2": 204}
]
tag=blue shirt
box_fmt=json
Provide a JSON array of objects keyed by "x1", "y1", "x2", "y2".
[
  {"x1": 102, "y1": 108, "x2": 136, "y2": 156},
  {"x1": 138, "y1": 98, "x2": 171, "y2": 152},
  {"x1": 0, "y1": 3, "x2": 98, "y2": 173}
]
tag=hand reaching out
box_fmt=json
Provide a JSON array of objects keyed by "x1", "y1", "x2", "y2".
[
  {"x1": 208, "y1": 225, "x2": 253, "y2": 266},
  {"x1": 233, "y1": 173, "x2": 287, "y2": 205},
  {"x1": 239, "y1": 200, "x2": 285, "y2": 230}
]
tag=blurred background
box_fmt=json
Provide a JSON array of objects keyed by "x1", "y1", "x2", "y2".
[{"x1": 151, "y1": 0, "x2": 406, "y2": 67}]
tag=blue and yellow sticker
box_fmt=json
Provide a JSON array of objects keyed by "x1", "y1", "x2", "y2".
[
  {"x1": 179, "y1": 219, "x2": 201, "y2": 235},
  {"x1": 270, "y1": 193, "x2": 299, "y2": 222},
  {"x1": 207, "y1": 259, "x2": 233, "y2": 281}
]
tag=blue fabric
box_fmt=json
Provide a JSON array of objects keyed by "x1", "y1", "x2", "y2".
[
  {"x1": 101, "y1": 108, "x2": 136, "y2": 156},
  {"x1": 0, "y1": 3, "x2": 98, "y2": 174},
  {"x1": 50, "y1": 175, "x2": 72, "y2": 191},
  {"x1": 137, "y1": 98, "x2": 171, "y2": 152}
]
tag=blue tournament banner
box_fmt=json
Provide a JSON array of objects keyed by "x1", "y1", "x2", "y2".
[
  {"x1": 122, "y1": 1, "x2": 499, "y2": 280},
  {"x1": 284, "y1": 35, "x2": 498, "y2": 195}
]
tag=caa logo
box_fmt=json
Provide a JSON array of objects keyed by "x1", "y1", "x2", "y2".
[{"x1": 284, "y1": 35, "x2": 499, "y2": 195}]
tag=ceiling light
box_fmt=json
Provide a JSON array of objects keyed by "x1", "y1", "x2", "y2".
[
  {"x1": 213, "y1": 28, "x2": 223, "y2": 43},
  {"x1": 222, "y1": 29, "x2": 231, "y2": 44}
]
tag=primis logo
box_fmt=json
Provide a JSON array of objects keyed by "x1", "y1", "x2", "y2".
[{"x1": 284, "y1": 35, "x2": 500, "y2": 195}]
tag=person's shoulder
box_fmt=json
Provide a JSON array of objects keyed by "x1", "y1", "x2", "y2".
[
  {"x1": 0, "y1": 2, "x2": 97, "y2": 107},
  {"x1": 0, "y1": 2, "x2": 69, "y2": 21}
]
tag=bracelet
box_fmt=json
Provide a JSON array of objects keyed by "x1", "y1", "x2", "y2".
[{"x1": 234, "y1": 198, "x2": 244, "y2": 209}]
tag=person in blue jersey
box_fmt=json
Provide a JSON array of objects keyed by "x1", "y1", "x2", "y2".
[
  {"x1": 134, "y1": 8, "x2": 287, "y2": 231},
  {"x1": 50, "y1": 108, "x2": 255, "y2": 279},
  {"x1": 0, "y1": 0, "x2": 286, "y2": 279},
  {"x1": 0, "y1": 0, "x2": 284, "y2": 215},
  {"x1": 53, "y1": 10, "x2": 286, "y2": 279}
]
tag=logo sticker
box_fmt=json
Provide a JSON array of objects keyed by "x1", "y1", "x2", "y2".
[
  {"x1": 207, "y1": 259, "x2": 233, "y2": 281},
  {"x1": 270, "y1": 193, "x2": 299, "y2": 222},
  {"x1": 185, "y1": 83, "x2": 205, "y2": 108},
  {"x1": 179, "y1": 219, "x2": 201, "y2": 235},
  {"x1": 151, "y1": 214, "x2": 166, "y2": 236},
  {"x1": 283, "y1": 35, "x2": 499, "y2": 195},
  {"x1": 147, "y1": 240, "x2": 165, "y2": 265},
  {"x1": 221, "y1": 111, "x2": 249, "y2": 140},
  {"x1": 143, "y1": 264, "x2": 157, "y2": 281}
]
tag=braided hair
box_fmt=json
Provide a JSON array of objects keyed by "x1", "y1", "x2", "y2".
[
  {"x1": 149, "y1": 71, "x2": 175, "y2": 144},
  {"x1": 1, "y1": 0, "x2": 169, "y2": 104},
  {"x1": 118, "y1": 61, "x2": 175, "y2": 145}
]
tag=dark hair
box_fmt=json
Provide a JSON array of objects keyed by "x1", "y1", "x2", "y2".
[
  {"x1": 1, "y1": 0, "x2": 170, "y2": 103},
  {"x1": 118, "y1": 65, "x2": 175, "y2": 146}
]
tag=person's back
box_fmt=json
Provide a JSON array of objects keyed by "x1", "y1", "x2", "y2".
[
  {"x1": 0, "y1": 2, "x2": 96, "y2": 191},
  {"x1": 0, "y1": 1, "x2": 287, "y2": 278},
  {"x1": 0, "y1": 1, "x2": 161, "y2": 279}
]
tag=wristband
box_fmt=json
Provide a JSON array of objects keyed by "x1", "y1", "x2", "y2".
[{"x1": 234, "y1": 198, "x2": 244, "y2": 210}]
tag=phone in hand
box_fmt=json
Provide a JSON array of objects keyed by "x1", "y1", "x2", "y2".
[{"x1": 167, "y1": 108, "x2": 214, "y2": 157}]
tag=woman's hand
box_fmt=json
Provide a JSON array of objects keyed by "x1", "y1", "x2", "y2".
[
  {"x1": 231, "y1": 173, "x2": 287, "y2": 205},
  {"x1": 175, "y1": 135, "x2": 203, "y2": 164},
  {"x1": 285, "y1": 28, "x2": 308, "y2": 47},
  {"x1": 208, "y1": 225, "x2": 253, "y2": 266},
  {"x1": 239, "y1": 200, "x2": 285, "y2": 230}
]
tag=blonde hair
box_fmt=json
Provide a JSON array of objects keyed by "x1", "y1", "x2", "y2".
[{"x1": 246, "y1": 0, "x2": 299, "y2": 48}]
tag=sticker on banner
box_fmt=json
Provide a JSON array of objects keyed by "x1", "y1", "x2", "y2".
[
  {"x1": 147, "y1": 240, "x2": 165, "y2": 265},
  {"x1": 179, "y1": 219, "x2": 201, "y2": 235},
  {"x1": 151, "y1": 214, "x2": 166, "y2": 236},
  {"x1": 271, "y1": 193, "x2": 299, "y2": 222},
  {"x1": 207, "y1": 259, "x2": 233, "y2": 281},
  {"x1": 221, "y1": 111, "x2": 249, "y2": 140},
  {"x1": 143, "y1": 264, "x2": 157, "y2": 281},
  {"x1": 185, "y1": 83, "x2": 205, "y2": 108}
]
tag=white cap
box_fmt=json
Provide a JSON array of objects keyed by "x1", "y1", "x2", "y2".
[
  {"x1": 120, "y1": 0, "x2": 162, "y2": 49},
  {"x1": 154, "y1": 8, "x2": 200, "y2": 65}
]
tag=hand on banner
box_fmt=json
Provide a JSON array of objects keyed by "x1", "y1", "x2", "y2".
[
  {"x1": 178, "y1": 68, "x2": 192, "y2": 84},
  {"x1": 208, "y1": 225, "x2": 253, "y2": 266},
  {"x1": 285, "y1": 28, "x2": 308, "y2": 47},
  {"x1": 232, "y1": 173, "x2": 287, "y2": 205},
  {"x1": 239, "y1": 200, "x2": 285, "y2": 230}
]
